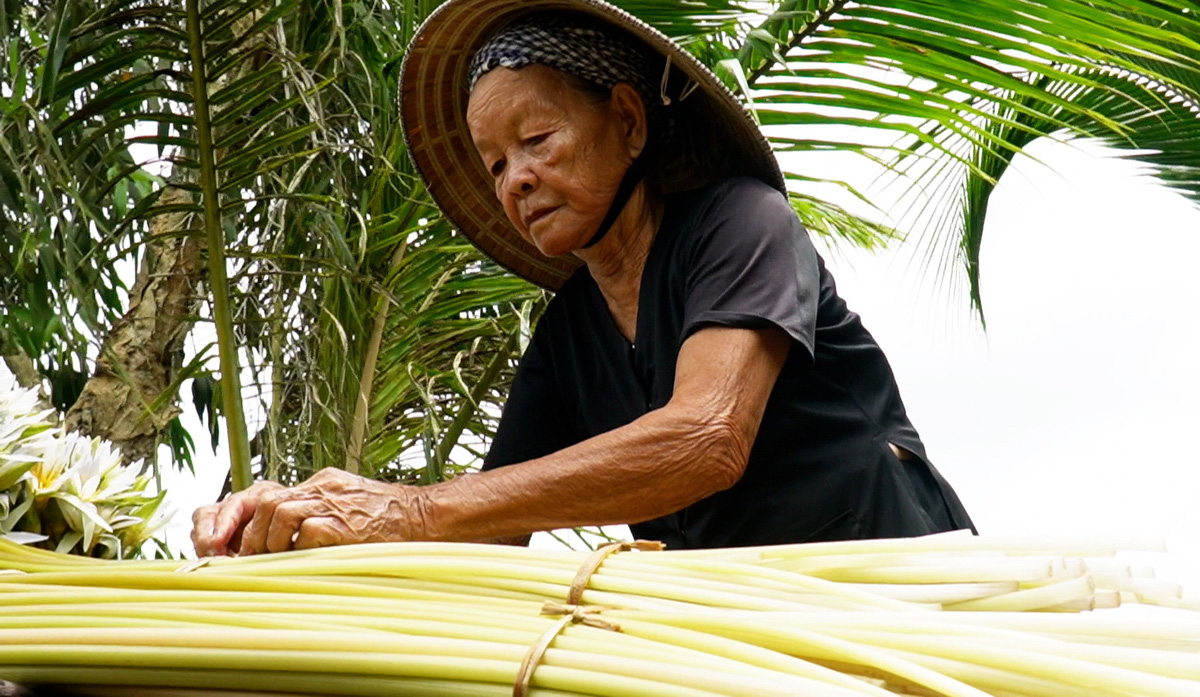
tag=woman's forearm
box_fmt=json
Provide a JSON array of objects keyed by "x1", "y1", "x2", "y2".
[
  {"x1": 418, "y1": 403, "x2": 751, "y2": 541},
  {"x1": 417, "y1": 326, "x2": 789, "y2": 542}
]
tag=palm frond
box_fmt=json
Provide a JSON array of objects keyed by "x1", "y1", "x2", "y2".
[
  {"x1": 728, "y1": 0, "x2": 1200, "y2": 318},
  {"x1": 1066, "y1": 71, "x2": 1200, "y2": 205}
]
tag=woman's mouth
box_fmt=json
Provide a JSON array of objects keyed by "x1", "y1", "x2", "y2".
[{"x1": 524, "y1": 206, "x2": 557, "y2": 229}]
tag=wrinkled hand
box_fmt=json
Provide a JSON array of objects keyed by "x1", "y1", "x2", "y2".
[
  {"x1": 192, "y1": 479, "x2": 286, "y2": 557},
  {"x1": 216, "y1": 468, "x2": 429, "y2": 556}
]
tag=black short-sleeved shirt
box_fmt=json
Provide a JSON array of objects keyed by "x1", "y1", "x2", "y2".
[{"x1": 483, "y1": 177, "x2": 974, "y2": 549}]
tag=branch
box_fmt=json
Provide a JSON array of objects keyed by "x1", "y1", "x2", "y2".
[
  {"x1": 746, "y1": 0, "x2": 852, "y2": 87},
  {"x1": 2, "y1": 352, "x2": 43, "y2": 391},
  {"x1": 186, "y1": 0, "x2": 253, "y2": 492},
  {"x1": 346, "y1": 240, "x2": 409, "y2": 476},
  {"x1": 429, "y1": 328, "x2": 520, "y2": 483}
]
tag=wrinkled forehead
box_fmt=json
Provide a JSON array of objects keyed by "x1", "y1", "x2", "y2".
[{"x1": 465, "y1": 66, "x2": 574, "y2": 143}]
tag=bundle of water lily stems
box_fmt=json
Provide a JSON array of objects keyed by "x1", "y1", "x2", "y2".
[{"x1": 1, "y1": 531, "x2": 1198, "y2": 697}]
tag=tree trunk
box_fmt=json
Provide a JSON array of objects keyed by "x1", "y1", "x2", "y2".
[
  {"x1": 65, "y1": 188, "x2": 203, "y2": 467},
  {"x1": 2, "y1": 352, "x2": 41, "y2": 389}
]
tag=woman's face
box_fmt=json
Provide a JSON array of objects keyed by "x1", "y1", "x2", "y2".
[{"x1": 466, "y1": 65, "x2": 644, "y2": 257}]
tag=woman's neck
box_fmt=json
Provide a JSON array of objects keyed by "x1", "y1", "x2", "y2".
[{"x1": 575, "y1": 186, "x2": 663, "y2": 343}]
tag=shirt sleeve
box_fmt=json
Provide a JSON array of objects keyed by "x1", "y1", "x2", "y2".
[
  {"x1": 481, "y1": 317, "x2": 578, "y2": 471},
  {"x1": 681, "y1": 178, "x2": 820, "y2": 366}
]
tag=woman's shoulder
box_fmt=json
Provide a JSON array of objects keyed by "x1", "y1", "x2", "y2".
[
  {"x1": 670, "y1": 176, "x2": 793, "y2": 230},
  {"x1": 680, "y1": 175, "x2": 788, "y2": 208},
  {"x1": 664, "y1": 176, "x2": 798, "y2": 248}
]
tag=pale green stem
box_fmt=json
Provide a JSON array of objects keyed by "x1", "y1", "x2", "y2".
[
  {"x1": 826, "y1": 628, "x2": 1200, "y2": 696},
  {"x1": 0, "y1": 667, "x2": 571, "y2": 697},
  {"x1": 946, "y1": 575, "x2": 1095, "y2": 612},
  {"x1": 0, "y1": 640, "x2": 757, "y2": 697},
  {"x1": 346, "y1": 241, "x2": 408, "y2": 476},
  {"x1": 622, "y1": 611, "x2": 993, "y2": 697},
  {"x1": 185, "y1": 0, "x2": 253, "y2": 492}
]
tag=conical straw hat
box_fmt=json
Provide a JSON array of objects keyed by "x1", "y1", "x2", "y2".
[{"x1": 400, "y1": 0, "x2": 784, "y2": 290}]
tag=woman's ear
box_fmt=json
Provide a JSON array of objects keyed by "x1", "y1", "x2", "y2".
[{"x1": 610, "y1": 83, "x2": 648, "y2": 158}]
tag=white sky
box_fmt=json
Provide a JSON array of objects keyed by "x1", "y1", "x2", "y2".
[
  {"x1": 816, "y1": 138, "x2": 1200, "y2": 588},
  {"x1": 5, "y1": 132, "x2": 1196, "y2": 594}
]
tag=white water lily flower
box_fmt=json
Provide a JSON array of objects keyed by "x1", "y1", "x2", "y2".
[
  {"x1": 1, "y1": 386, "x2": 174, "y2": 558},
  {"x1": 1, "y1": 531, "x2": 48, "y2": 545},
  {"x1": 0, "y1": 386, "x2": 49, "y2": 425},
  {"x1": 0, "y1": 389, "x2": 59, "y2": 492}
]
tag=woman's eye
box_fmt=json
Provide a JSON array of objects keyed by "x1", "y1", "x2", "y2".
[
  {"x1": 526, "y1": 133, "x2": 549, "y2": 147},
  {"x1": 490, "y1": 159, "x2": 506, "y2": 177}
]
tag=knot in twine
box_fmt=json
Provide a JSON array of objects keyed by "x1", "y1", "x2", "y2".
[{"x1": 514, "y1": 539, "x2": 664, "y2": 697}]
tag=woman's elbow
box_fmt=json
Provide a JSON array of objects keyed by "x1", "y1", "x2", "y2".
[{"x1": 688, "y1": 414, "x2": 752, "y2": 493}]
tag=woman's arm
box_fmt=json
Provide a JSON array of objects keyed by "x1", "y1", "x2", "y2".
[
  {"x1": 420, "y1": 324, "x2": 789, "y2": 541},
  {"x1": 207, "y1": 324, "x2": 787, "y2": 554}
]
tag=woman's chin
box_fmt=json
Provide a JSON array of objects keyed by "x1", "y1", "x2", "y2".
[
  {"x1": 535, "y1": 245, "x2": 575, "y2": 259},
  {"x1": 530, "y1": 230, "x2": 587, "y2": 258}
]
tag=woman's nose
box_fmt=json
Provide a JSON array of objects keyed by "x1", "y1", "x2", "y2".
[{"x1": 503, "y1": 156, "x2": 537, "y2": 196}]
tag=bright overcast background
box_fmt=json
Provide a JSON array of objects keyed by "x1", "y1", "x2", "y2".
[{"x1": 5, "y1": 133, "x2": 1197, "y2": 593}]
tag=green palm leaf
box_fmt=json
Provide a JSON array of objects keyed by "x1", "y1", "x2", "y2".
[{"x1": 709, "y1": 0, "x2": 1200, "y2": 317}]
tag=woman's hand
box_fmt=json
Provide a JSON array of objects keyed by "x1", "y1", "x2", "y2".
[
  {"x1": 237, "y1": 468, "x2": 428, "y2": 555},
  {"x1": 192, "y1": 468, "x2": 430, "y2": 556},
  {"x1": 191, "y1": 479, "x2": 286, "y2": 557}
]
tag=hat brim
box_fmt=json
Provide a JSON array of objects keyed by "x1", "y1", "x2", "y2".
[{"x1": 400, "y1": 0, "x2": 784, "y2": 290}]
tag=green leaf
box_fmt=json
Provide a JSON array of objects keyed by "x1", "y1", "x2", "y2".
[
  {"x1": 7, "y1": 35, "x2": 22, "y2": 99},
  {"x1": 1, "y1": 495, "x2": 34, "y2": 534},
  {"x1": 0, "y1": 459, "x2": 37, "y2": 491},
  {"x1": 37, "y1": 0, "x2": 74, "y2": 109}
]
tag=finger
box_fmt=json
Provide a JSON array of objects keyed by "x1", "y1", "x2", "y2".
[
  {"x1": 190, "y1": 505, "x2": 219, "y2": 557},
  {"x1": 294, "y1": 517, "x2": 341, "y2": 551},
  {"x1": 264, "y1": 500, "x2": 318, "y2": 554},
  {"x1": 238, "y1": 488, "x2": 292, "y2": 556},
  {"x1": 229, "y1": 526, "x2": 245, "y2": 556},
  {"x1": 309, "y1": 467, "x2": 340, "y2": 482},
  {"x1": 209, "y1": 495, "x2": 258, "y2": 556}
]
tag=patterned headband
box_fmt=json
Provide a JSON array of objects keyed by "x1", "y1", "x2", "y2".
[{"x1": 468, "y1": 13, "x2": 659, "y2": 109}]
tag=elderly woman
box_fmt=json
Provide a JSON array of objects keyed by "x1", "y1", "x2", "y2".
[{"x1": 192, "y1": 0, "x2": 974, "y2": 556}]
